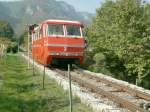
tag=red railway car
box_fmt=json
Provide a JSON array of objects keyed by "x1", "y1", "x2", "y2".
[{"x1": 31, "y1": 20, "x2": 86, "y2": 66}]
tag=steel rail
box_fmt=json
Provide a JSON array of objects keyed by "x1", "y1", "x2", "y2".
[
  {"x1": 77, "y1": 69, "x2": 150, "y2": 101},
  {"x1": 55, "y1": 69, "x2": 146, "y2": 112},
  {"x1": 72, "y1": 76, "x2": 145, "y2": 112}
]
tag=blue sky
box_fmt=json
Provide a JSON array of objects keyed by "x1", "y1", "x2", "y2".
[
  {"x1": 56, "y1": 0, "x2": 103, "y2": 13},
  {"x1": 0, "y1": 0, "x2": 150, "y2": 13},
  {"x1": 58, "y1": 0, "x2": 150, "y2": 13}
]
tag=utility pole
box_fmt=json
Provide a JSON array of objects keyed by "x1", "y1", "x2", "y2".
[{"x1": 68, "y1": 64, "x2": 73, "y2": 112}]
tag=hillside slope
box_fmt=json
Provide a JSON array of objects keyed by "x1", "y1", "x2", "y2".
[{"x1": 0, "y1": 0, "x2": 93, "y2": 35}]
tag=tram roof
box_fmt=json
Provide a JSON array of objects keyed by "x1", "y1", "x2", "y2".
[{"x1": 43, "y1": 19, "x2": 83, "y2": 26}]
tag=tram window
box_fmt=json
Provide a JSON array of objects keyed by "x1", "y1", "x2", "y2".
[
  {"x1": 48, "y1": 24, "x2": 64, "y2": 36},
  {"x1": 43, "y1": 27, "x2": 45, "y2": 37},
  {"x1": 45, "y1": 25, "x2": 48, "y2": 37},
  {"x1": 37, "y1": 29, "x2": 39, "y2": 39},
  {"x1": 66, "y1": 25, "x2": 81, "y2": 37},
  {"x1": 38, "y1": 31, "x2": 40, "y2": 39},
  {"x1": 39, "y1": 29, "x2": 42, "y2": 38},
  {"x1": 33, "y1": 34, "x2": 36, "y2": 40},
  {"x1": 32, "y1": 34, "x2": 34, "y2": 41},
  {"x1": 35, "y1": 33, "x2": 38, "y2": 40},
  {"x1": 34, "y1": 33, "x2": 36, "y2": 40},
  {"x1": 36, "y1": 32, "x2": 38, "y2": 40}
]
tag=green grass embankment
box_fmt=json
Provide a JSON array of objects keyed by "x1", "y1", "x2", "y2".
[{"x1": 0, "y1": 55, "x2": 93, "y2": 112}]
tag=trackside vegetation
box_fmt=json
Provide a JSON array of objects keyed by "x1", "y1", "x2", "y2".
[
  {"x1": 0, "y1": 20, "x2": 14, "y2": 39},
  {"x1": 0, "y1": 55, "x2": 92, "y2": 112},
  {"x1": 0, "y1": 20, "x2": 18, "y2": 53},
  {"x1": 86, "y1": 0, "x2": 150, "y2": 89}
]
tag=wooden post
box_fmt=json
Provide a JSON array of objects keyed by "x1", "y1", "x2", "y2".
[
  {"x1": 0, "y1": 44, "x2": 6, "y2": 63},
  {"x1": 18, "y1": 41, "x2": 20, "y2": 53},
  {"x1": 136, "y1": 78, "x2": 138, "y2": 86},
  {"x1": 0, "y1": 44, "x2": 2, "y2": 61},
  {"x1": 0, "y1": 44, "x2": 2, "y2": 60},
  {"x1": 27, "y1": 29, "x2": 30, "y2": 69},
  {"x1": 43, "y1": 65, "x2": 46, "y2": 89},
  {"x1": 32, "y1": 57, "x2": 35, "y2": 76},
  {"x1": 68, "y1": 64, "x2": 72, "y2": 112}
]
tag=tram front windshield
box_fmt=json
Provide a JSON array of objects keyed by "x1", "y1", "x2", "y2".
[
  {"x1": 48, "y1": 24, "x2": 82, "y2": 37},
  {"x1": 66, "y1": 25, "x2": 81, "y2": 37},
  {"x1": 48, "y1": 24, "x2": 64, "y2": 36}
]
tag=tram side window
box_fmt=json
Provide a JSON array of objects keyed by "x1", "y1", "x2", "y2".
[
  {"x1": 34, "y1": 33, "x2": 36, "y2": 40},
  {"x1": 66, "y1": 25, "x2": 81, "y2": 37},
  {"x1": 32, "y1": 34, "x2": 35, "y2": 42},
  {"x1": 35, "y1": 32, "x2": 38, "y2": 40},
  {"x1": 37, "y1": 30, "x2": 40, "y2": 39},
  {"x1": 34, "y1": 34, "x2": 36, "y2": 41},
  {"x1": 39, "y1": 28, "x2": 42, "y2": 38},
  {"x1": 37, "y1": 33, "x2": 39, "y2": 40},
  {"x1": 48, "y1": 24, "x2": 64, "y2": 36},
  {"x1": 43, "y1": 25, "x2": 47, "y2": 37}
]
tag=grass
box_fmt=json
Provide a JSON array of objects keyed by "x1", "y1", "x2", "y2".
[{"x1": 0, "y1": 54, "x2": 93, "y2": 112}]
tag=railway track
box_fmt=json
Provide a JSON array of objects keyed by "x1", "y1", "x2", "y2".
[
  {"x1": 53, "y1": 67, "x2": 150, "y2": 112},
  {"x1": 21, "y1": 52, "x2": 150, "y2": 112},
  {"x1": 76, "y1": 69, "x2": 150, "y2": 101}
]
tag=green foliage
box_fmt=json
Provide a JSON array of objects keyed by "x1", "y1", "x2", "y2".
[
  {"x1": 0, "y1": 38, "x2": 11, "y2": 54},
  {"x1": 19, "y1": 31, "x2": 28, "y2": 50},
  {"x1": 7, "y1": 42, "x2": 18, "y2": 53},
  {"x1": 87, "y1": 0, "x2": 150, "y2": 89},
  {"x1": 0, "y1": 20, "x2": 14, "y2": 38},
  {"x1": 0, "y1": 38, "x2": 11, "y2": 45}
]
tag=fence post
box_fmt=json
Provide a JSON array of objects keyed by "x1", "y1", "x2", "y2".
[
  {"x1": 17, "y1": 42, "x2": 19, "y2": 61},
  {"x1": 43, "y1": 65, "x2": 46, "y2": 89},
  {"x1": 32, "y1": 57, "x2": 35, "y2": 76},
  {"x1": 68, "y1": 64, "x2": 72, "y2": 112},
  {"x1": 27, "y1": 30, "x2": 30, "y2": 69}
]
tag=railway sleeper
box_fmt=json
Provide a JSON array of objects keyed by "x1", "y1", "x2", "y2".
[
  {"x1": 77, "y1": 70, "x2": 150, "y2": 101},
  {"x1": 71, "y1": 74, "x2": 146, "y2": 112},
  {"x1": 53, "y1": 68, "x2": 149, "y2": 112}
]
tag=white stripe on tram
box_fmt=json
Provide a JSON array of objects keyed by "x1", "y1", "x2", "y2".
[{"x1": 44, "y1": 44, "x2": 85, "y2": 48}]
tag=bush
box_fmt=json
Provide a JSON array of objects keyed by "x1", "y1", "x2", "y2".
[{"x1": 7, "y1": 42, "x2": 18, "y2": 53}]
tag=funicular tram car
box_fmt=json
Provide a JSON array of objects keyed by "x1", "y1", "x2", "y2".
[{"x1": 31, "y1": 20, "x2": 86, "y2": 66}]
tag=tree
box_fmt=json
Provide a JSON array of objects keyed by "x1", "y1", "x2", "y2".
[
  {"x1": 87, "y1": 0, "x2": 150, "y2": 89},
  {"x1": 0, "y1": 20, "x2": 14, "y2": 38},
  {"x1": 0, "y1": 20, "x2": 16, "y2": 53}
]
